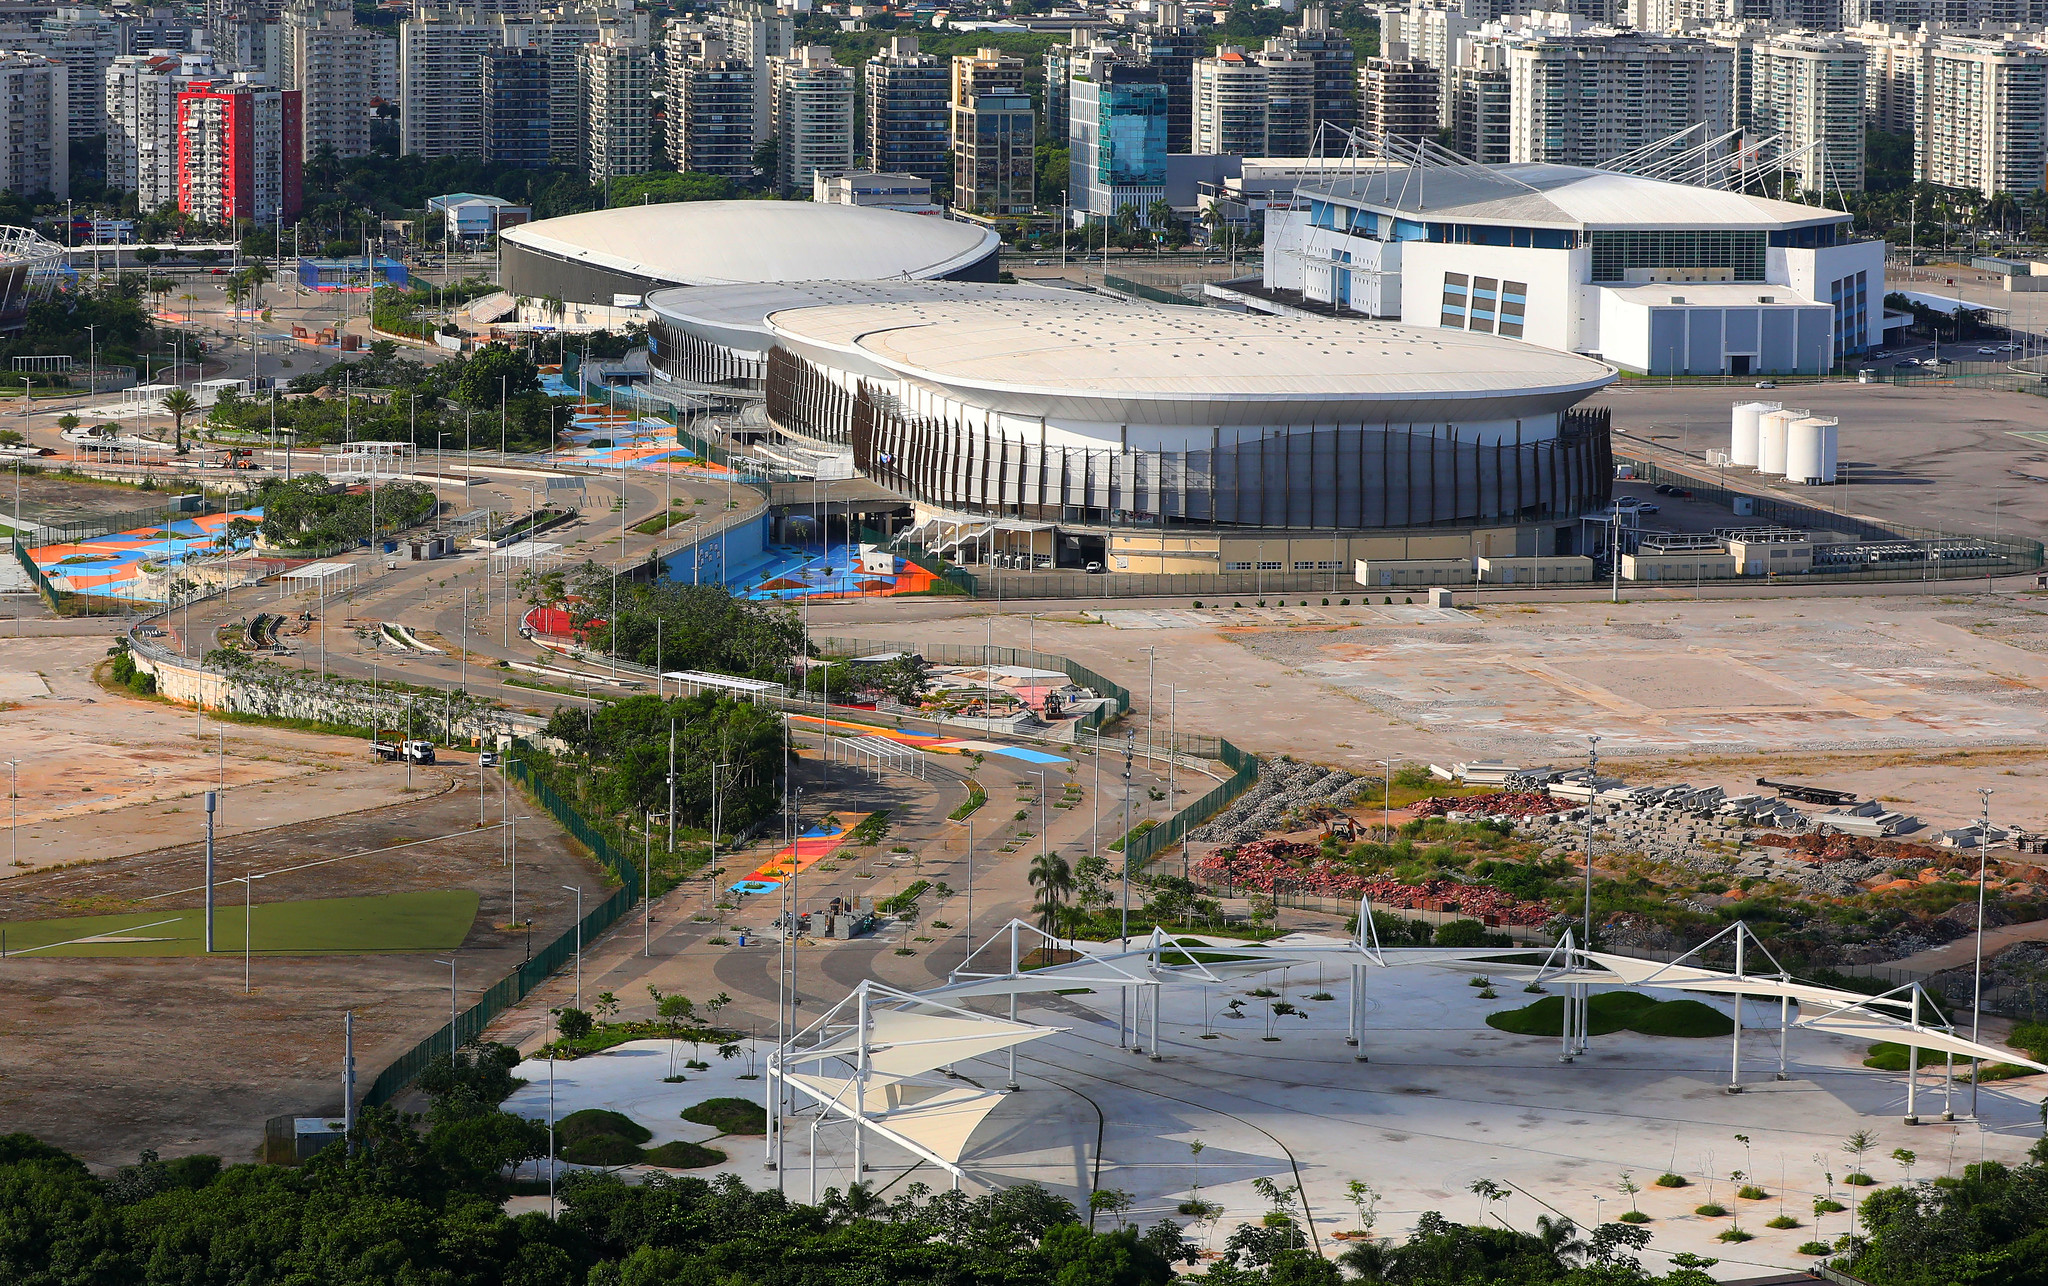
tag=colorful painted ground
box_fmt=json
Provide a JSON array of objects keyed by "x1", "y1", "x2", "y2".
[
  {"x1": 538, "y1": 378, "x2": 730, "y2": 476},
  {"x1": 730, "y1": 819, "x2": 854, "y2": 895},
  {"x1": 786, "y1": 714, "x2": 1070, "y2": 765},
  {"x1": 0, "y1": 888, "x2": 479, "y2": 957},
  {"x1": 29, "y1": 508, "x2": 263, "y2": 600},
  {"x1": 735, "y1": 540, "x2": 940, "y2": 602}
]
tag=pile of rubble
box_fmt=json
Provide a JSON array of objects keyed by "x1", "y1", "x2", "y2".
[
  {"x1": 1412, "y1": 792, "x2": 1567, "y2": 821},
  {"x1": 1191, "y1": 850, "x2": 1555, "y2": 925},
  {"x1": 1752, "y1": 831, "x2": 1958, "y2": 868},
  {"x1": 1189, "y1": 759, "x2": 1360, "y2": 846}
]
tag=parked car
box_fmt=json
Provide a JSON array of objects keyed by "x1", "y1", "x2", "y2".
[
  {"x1": 1653, "y1": 483, "x2": 1673, "y2": 495},
  {"x1": 1979, "y1": 347, "x2": 1997, "y2": 354},
  {"x1": 1753, "y1": 380, "x2": 1777, "y2": 388},
  {"x1": 1668, "y1": 488, "x2": 1692, "y2": 499},
  {"x1": 1085, "y1": 561, "x2": 1106, "y2": 573}
]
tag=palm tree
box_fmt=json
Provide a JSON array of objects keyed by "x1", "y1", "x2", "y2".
[
  {"x1": 1028, "y1": 852, "x2": 1072, "y2": 934},
  {"x1": 160, "y1": 389, "x2": 198, "y2": 453}
]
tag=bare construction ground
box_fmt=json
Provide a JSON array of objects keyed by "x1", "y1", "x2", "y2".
[
  {"x1": 0, "y1": 747, "x2": 603, "y2": 1170},
  {"x1": 810, "y1": 591, "x2": 2048, "y2": 835}
]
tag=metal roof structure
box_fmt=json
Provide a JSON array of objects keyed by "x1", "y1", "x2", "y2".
[
  {"x1": 767, "y1": 297, "x2": 1615, "y2": 416},
  {"x1": 1301, "y1": 162, "x2": 1849, "y2": 231},
  {"x1": 500, "y1": 202, "x2": 1002, "y2": 289},
  {"x1": 648, "y1": 280, "x2": 1095, "y2": 357}
]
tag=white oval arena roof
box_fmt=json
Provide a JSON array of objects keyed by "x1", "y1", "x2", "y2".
[
  {"x1": 500, "y1": 202, "x2": 1002, "y2": 287},
  {"x1": 768, "y1": 299, "x2": 1615, "y2": 405},
  {"x1": 648, "y1": 280, "x2": 1099, "y2": 353}
]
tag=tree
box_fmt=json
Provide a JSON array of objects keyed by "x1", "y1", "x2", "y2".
[
  {"x1": 159, "y1": 388, "x2": 197, "y2": 452},
  {"x1": 554, "y1": 1006, "x2": 592, "y2": 1041},
  {"x1": 1028, "y1": 851, "x2": 1072, "y2": 934},
  {"x1": 1470, "y1": 1177, "x2": 1509, "y2": 1224},
  {"x1": 1892, "y1": 1147, "x2": 1917, "y2": 1185},
  {"x1": 453, "y1": 342, "x2": 540, "y2": 409}
]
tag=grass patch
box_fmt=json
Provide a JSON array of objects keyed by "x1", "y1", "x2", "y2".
[
  {"x1": 558, "y1": 1109, "x2": 652, "y2": 1147},
  {"x1": 1737, "y1": 1186, "x2": 1769, "y2": 1201},
  {"x1": 1814, "y1": 1199, "x2": 1846, "y2": 1213},
  {"x1": 1618, "y1": 1211, "x2": 1650, "y2": 1224},
  {"x1": 1107, "y1": 819, "x2": 1158, "y2": 853},
  {"x1": 1844, "y1": 1173, "x2": 1877, "y2": 1186},
  {"x1": 1654, "y1": 1174, "x2": 1689, "y2": 1189},
  {"x1": 1695, "y1": 1204, "x2": 1727, "y2": 1217},
  {"x1": 1717, "y1": 1229, "x2": 1753, "y2": 1243},
  {"x1": 1485, "y1": 992, "x2": 1731, "y2": 1039},
  {"x1": 949, "y1": 780, "x2": 986, "y2": 821},
  {"x1": 877, "y1": 881, "x2": 930, "y2": 915},
  {"x1": 1766, "y1": 1216, "x2": 1801, "y2": 1229},
  {"x1": 680, "y1": 1097, "x2": 767, "y2": 1135},
  {"x1": 1798, "y1": 1241, "x2": 1833, "y2": 1256},
  {"x1": 643, "y1": 1140, "x2": 727, "y2": 1169},
  {"x1": 0, "y1": 888, "x2": 479, "y2": 957},
  {"x1": 631, "y1": 508, "x2": 696, "y2": 536},
  {"x1": 1863, "y1": 1042, "x2": 1950, "y2": 1071}
]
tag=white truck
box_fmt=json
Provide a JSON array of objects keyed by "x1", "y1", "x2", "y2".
[{"x1": 372, "y1": 739, "x2": 436, "y2": 764}]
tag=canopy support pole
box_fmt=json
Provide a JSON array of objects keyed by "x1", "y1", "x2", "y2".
[
  {"x1": 1776, "y1": 994, "x2": 1790, "y2": 1081},
  {"x1": 1348, "y1": 962, "x2": 1366, "y2": 1060},
  {"x1": 1727, "y1": 931, "x2": 1745, "y2": 1093},
  {"x1": 1905, "y1": 988, "x2": 1921, "y2": 1125}
]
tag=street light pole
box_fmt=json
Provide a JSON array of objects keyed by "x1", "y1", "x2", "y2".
[
  {"x1": 562, "y1": 884, "x2": 584, "y2": 1010},
  {"x1": 237, "y1": 872, "x2": 266, "y2": 993},
  {"x1": 4, "y1": 760, "x2": 16, "y2": 869},
  {"x1": 433, "y1": 957, "x2": 458, "y2": 1058},
  {"x1": 1972, "y1": 787, "x2": 1993, "y2": 1118}
]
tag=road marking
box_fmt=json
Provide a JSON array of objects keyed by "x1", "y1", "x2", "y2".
[{"x1": 2008, "y1": 431, "x2": 2048, "y2": 445}]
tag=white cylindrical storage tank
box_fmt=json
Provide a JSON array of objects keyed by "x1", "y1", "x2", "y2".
[
  {"x1": 1758, "y1": 408, "x2": 1800, "y2": 475},
  {"x1": 1730, "y1": 400, "x2": 1776, "y2": 468},
  {"x1": 1786, "y1": 415, "x2": 1838, "y2": 484}
]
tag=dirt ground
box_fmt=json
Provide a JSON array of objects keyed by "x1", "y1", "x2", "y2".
[
  {"x1": 0, "y1": 634, "x2": 470, "y2": 872},
  {"x1": 0, "y1": 754, "x2": 607, "y2": 1170},
  {"x1": 5, "y1": 470, "x2": 174, "y2": 530}
]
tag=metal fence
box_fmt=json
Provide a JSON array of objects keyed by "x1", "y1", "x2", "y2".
[
  {"x1": 969, "y1": 569, "x2": 1374, "y2": 602},
  {"x1": 809, "y1": 633, "x2": 1131, "y2": 734},
  {"x1": 1124, "y1": 735, "x2": 1258, "y2": 868},
  {"x1": 362, "y1": 757, "x2": 640, "y2": 1107},
  {"x1": 1616, "y1": 455, "x2": 2045, "y2": 579}
]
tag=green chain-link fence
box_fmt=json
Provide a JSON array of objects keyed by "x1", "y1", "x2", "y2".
[{"x1": 364, "y1": 756, "x2": 639, "y2": 1107}]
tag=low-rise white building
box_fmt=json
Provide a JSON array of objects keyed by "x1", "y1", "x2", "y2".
[{"x1": 1257, "y1": 160, "x2": 1886, "y2": 376}]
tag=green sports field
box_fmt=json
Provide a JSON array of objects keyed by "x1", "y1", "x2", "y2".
[{"x1": 0, "y1": 888, "x2": 481, "y2": 958}]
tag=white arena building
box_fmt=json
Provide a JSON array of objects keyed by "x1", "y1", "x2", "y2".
[
  {"x1": 497, "y1": 201, "x2": 1003, "y2": 310},
  {"x1": 1245, "y1": 162, "x2": 1892, "y2": 377},
  {"x1": 653, "y1": 282, "x2": 1620, "y2": 572}
]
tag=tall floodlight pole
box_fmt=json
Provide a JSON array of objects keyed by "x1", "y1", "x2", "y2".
[
  {"x1": 343, "y1": 1010, "x2": 357, "y2": 1151},
  {"x1": 1972, "y1": 787, "x2": 1992, "y2": 1118},
  {"x1": 1579, "y1": 734, "x2": 1601, "y2": 1055},
  {"x1": 204, "y1": 791, "x2": 218, "y2": 951},
  {"x1": 562, "y1": 885, "x2": 584, "y2": 1010},
  {"x1": 5, "y1": 759, "x2": 17, "y2": 869},
  {"x1": 433, "y1": 958, "x2": 457, "y2": 1057},
  {"x1": 1121, "y1": 732, "x2": 1134, "y2": 1050}
]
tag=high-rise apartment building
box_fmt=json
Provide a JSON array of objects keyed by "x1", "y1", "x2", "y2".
[
  {"x1": 1377, "y1": 0, "x2": 1477, "y2": 86},
  {"x1": 669, "y1": 31, "x2": 755, "y2": 177},
  {"x1": 282, "y1": 0, "x2": 372, "y2": 159},
  {"x1": 0, "y1": 54, "x2": 66, "y2": 197},
  {"x1": 954, "y1": 85, "x2": 1032, "y2": 213},
  {"x1": 1194, "y1": 40, "x2": 1322, "y2": 156},
  {"x1": 581, "y1": 34, "x2": 652, "y2": 187},
  {"x1": 709, "y1": 1, "x2": 791, "y2": 143},
  {"x1": 1070, "y1": 50, "x2": 1166, "y2": 219},
  {"x1": 398, "y1": 9, "x2": 499, "y2": 158},
  {"x1": 1843, "y1": 0, "x2": 2048, "y2": 23},
  {"x1": 1043, "y1": 35, "x2": 1084, "y2": 146},
  {"x1": 864, "y1": 34, "x2": 946, "y2": 184},
  {"x1": 1445, "y1": 46, "x2": 1512, "y2": 163},
  {"x1": 1136, "y1": 3, "x2": 1202, "y2": 153},
  {"x1": 950, "y1": 46, "x2": 1029, "y2": 210},
  {"x1": 1287, "y1": 4, "x2": 1359, "y2": 138},
  {"x1": 1195, "y1": 47, "x2": 1270, "y2": 155},
  {"x1": 41, "y1": 7, "x2": 123, "y2": 140},
  {"x1": 1504, "y1": 27, "x2": 1734, "y2": 167},
  {"x1": 177, "y1": 77, "x2": 300, "y2": 225},
  {"x1": 771, "y1": 44, "x2": 851, "y2": 196},
  {"x1": 1843, "y1": 21, "x2": 1933, "y2": 134},
  {"x1": 1359, "y1": 48, "x2": 1440, "y2": 150},
  {"x1": 1747, "y1": 32, "x2": 1867, "y2": 192},
  {"x1": 1916, "y1": 36, "x2": 2048, "y2": 196},
  {"x1": 482, "y1": 44, "x2": 548, "y2": 166},
  {"x1": 106, "y1": 51, "x2": 217, "y2": 212}
]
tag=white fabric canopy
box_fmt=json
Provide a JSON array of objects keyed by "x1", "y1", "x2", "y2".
[
  {"x1": 785, "y1": 1072, "x2": 1011, "y2": 1167},
  {"x1": 790, "y1": 1009, "x2": 1052, "y2": 1080},
  {"x1": 1794, "y1": 1012, "x2": 2048, "y2": 1072}
]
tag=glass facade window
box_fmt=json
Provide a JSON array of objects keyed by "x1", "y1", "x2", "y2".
[
  {"x1": 1588, "y1": 229, "x2": 1766, "y2": 282},
  {"x1": 1098, "y1": 81, "x2": 1167, "y2": 186},
  {"x1": 1440, "y1": 270, "x2": 1467, "y2": 328}
]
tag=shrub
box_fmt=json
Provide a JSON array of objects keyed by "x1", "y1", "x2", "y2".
[
  {"x1": 128, "y1": 670, "x2": 157, "y2": 695},
  {"x1": 1738, "y1": 1185, "x2": 1769, "y2": 1201},
  {"x1": 1717, "y1": 1229, "x2": 1753, "y2": 1243},
  {"x1": 1654, "y1": 1174, "x2": 1688, "y2": 1188},
  {"x1": 1766, "y1": 1215, "x2": 1801, "y2": 1229},
  {"x1": 680, "y1": 1096, "x2": 768, "y2": 1134},
  {"x1": 1340, "y1": 598, "x2": 1349, "y2": 605},
  {"x1": 556, "y1": 1007, "x2": 593, "y2": 1041},
  {"x1": 1618, "y1": 1210, "x2": 1650, "y2": 1224},
  {"x1": 1814, "y1": 1198, "x2": 1846, "y2": 1213},
  {"x1": 1797, "y1": 1241, "x2": 1832, "y2": 1256},
  {"x1": 1192, "y1": 600, "x2": 1202, "y2": 608},
  {"x1": 561, "y1": 1133, "x2": 645, "y2": 1165},
  {"x1": 643, "y1": 1140, "x2": 726, "y2": 1169},
  {"x1": 1844, "y1": 1173, "x2": 1877, "y2": 1186},
  {"x1": 1695, "y1": 1203, "x2": 1728, "y2": 1217},
  {"x1": 1477, "y1": 987, "x2": 1498, "y2": 999},
  {"x1": 557, "y1": 1108, "x2": 651, "y2": 1147}
]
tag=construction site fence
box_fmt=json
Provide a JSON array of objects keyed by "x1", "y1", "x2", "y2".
[
  {"x1": 25, "y1": 493, "x2": 233, "y2": 549},
  {"x1": 363, "y1": 757, "x2": 639, "y2": 1108},
  {"x1": 1118, "y1": 735, "x2": 1258, "y2": 869},
  {"x1": 1615, "y1": 455, "x2": 2045, "y2": 578}
]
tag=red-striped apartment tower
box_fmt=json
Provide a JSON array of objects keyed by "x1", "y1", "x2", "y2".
[{"x1": 176, "y1": 79, "x2": 303, "y2": 227}]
